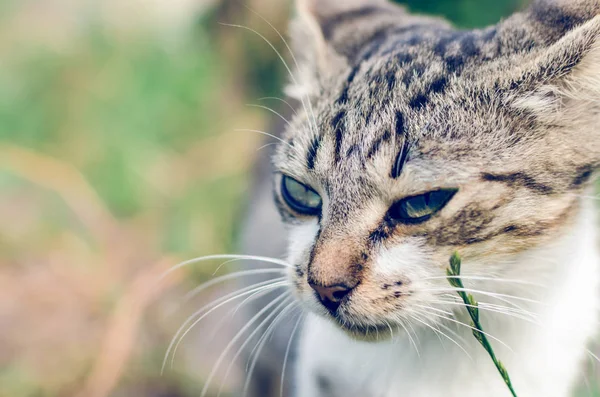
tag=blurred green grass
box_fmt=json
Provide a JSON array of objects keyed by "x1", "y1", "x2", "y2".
[{"x1": 0, "y1": 0, "x2": 598, "y2": 396}]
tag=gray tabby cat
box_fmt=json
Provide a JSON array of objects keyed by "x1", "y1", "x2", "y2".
[{"x1": 239, "y1": 0, "x2": 600, "y2": 395}]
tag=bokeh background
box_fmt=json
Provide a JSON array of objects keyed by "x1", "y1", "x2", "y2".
[{"x1": 1, "y1": 0, "x2": 598, "y2": 396}]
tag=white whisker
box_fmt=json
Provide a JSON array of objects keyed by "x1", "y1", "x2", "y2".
[
  {"x1": 200, "y1": 293, "x2": 291, "y2": 397},
  {"x1": 420, "y1": 287, "x2": 543, "y2": 305},
  {"x1": 219, "y1": 21, "x2": 318, "y2": 139},
  {"x1": 242, "y1": 303, "x2": 299, "y2": 397},
  {"x1": 234, "y1": 129, "x2": 294, "y2": 149},
  {"x1": 384, "y1": 320, "x2": 395, "y2": 341},
  {"x1": 216, "y1": 296, "x2": 295, "y2": 397},
  {"x1": 587, "y1": 349, "x2": 600, "y2": 364},
  {"x1": 424, "y1": 310, "x2": 514, "y2": 353},
  {"x1": 161, "y1": 254, "x2": 292, "y2": 279},
  {"x1": 242, "y1": 7, "x2": 319, "y2": 135},
  {"x1": 258, "y1": 96, "x2": 298, "y2": 116},
  {"x1": 247, "y1": 104, "x2": 293, "y2": 127},
  {"x1": 281, "y1": 314, "x2": 304, "y2": 397},
  {"x1": 428, "y1": 299, "x2": 539, "y2": 324},
  {"x1": 256, "y1": 142, "x2": 279, "y2": 152},
  {"x1": 413, "y1": 303, "x2": 453, "y2": 316},
  {"x1": 182, "y1": 268, "x2": 287, "y2": 303},
  {"x1": 205, "y1": 278, "x2": 292, "y2": 343},
  {"x1": 410, "y1": 311, "x2": 472, "y2": 360},
  {"x1": 397, "y1": 318, "x2": 420, "y2": 357},
  {"x1": 162, "y1": 279, "x2": 288, "y2": 374},
  {"x1": 421, "y1": 275, "x2": 546, "y2": 288}
]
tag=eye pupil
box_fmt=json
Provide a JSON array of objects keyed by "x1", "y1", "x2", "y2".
[
  {"x1": 388, "y1": 189, "x2": 457, "y2": 224},
  {"x1": 281, "y1": 176, "x2": 322, "y2": 216}
]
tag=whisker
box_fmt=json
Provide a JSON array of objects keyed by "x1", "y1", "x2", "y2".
[
  {"x1": 410, "y1": 311, "x2": 472, "y2": 361},
  {"x1": 413, "y1": 303, "x2": 453, "y2": 316},
  {"x1": 161, "y1": 253, "x2": 292, "y2": 279},
  {"x1": 205, "y1": 279, "x2": 292, "y2": 344},
  {"x1": 162, "y1": 279, "x2": 288, "y2": 374},
  {"x1": 242, "y1": 6, "x2": 319, "y2": 134},
  {"x1": 429, "y1": 299, "x2": 539, "y2": 324},
  {"x1": 247, "y1": 104, "x2": 293, "y2": 127},
  {"x1": 216, "y1": 296, "x2": 295, "y2": 397},
  {"x1": 421, "y1": 275, "x2": 546, "y2": 288},
  {"x1": 245, "y1": 304, "x2": 297, "y2": 371},
  {"x1": 242, "y1": 303, "x2": 299, "y2": 397},
  {"x1": 384, "y1": 320, "x2": 395, "y2": 341},
  {"x1": 587, "y1": 349, "x2": 600, "y2": 364},
  {"x1": 256, "y1": 142, "x2": 279, "y2": 152},
  {"x1": 281, "y1": 314, "x2": 304, "y2": 397},
  {"x1": 420, "y1": 287, "x2": 543, "y2": 305},
  {"x1": 258, "y1": 96, "x2": 298, "y2": 116},
  {"x1": 200, "y1": 293, "x2": 291, "y2": 397},
  {"x1": 413, "y1": 311, "x2": 447, "y2": 351},
  {"x1": 424, "y1": 310, "x2": 514, "y2": 353},
  {"x1": 182, "y1": 268, "x2": 287, "y2": 303},
  {"x1": 437, "y1": 321, "x2": 470, "y2": 347},
  {"x1": 436, "y1": 289, "x2": 538, "y2": 316},
  {"x1": 397, "y1": 318, "x2": 420, "y2": 357},
  {"x1": 219, "y1": 21, "x2": 318, "y2": 138},
  {"x1": 234, "y1": 129, "x2": 294, "y2": 149}
]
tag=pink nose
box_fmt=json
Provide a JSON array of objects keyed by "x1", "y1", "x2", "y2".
[{"x1": 309, "y1": 283, "x2": 354, "y2": 313}]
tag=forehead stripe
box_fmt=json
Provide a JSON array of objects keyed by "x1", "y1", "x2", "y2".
[
  {"x1": 336, "y1": 29, "x2": 394, "y2": 105},
  {"x1": 391, "y1": 112, "x2": 409, "y2": 179},
  {"x1": 306, "y1": 135, "x2": 321, "y2": 170},
  {"x1": 366, "y1": 129, "x2": 392, "y2": 159},
  {"x1": 332, "y1": 110, "x2": 346, "y2": 164}
]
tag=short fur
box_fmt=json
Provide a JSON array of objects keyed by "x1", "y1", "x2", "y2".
[{"x1": 269, "y1": 0, "x2": 600, "y2": 395}]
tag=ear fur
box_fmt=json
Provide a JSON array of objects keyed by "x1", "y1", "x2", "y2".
[
  {"x1": 287, "y1": 0, "x2": 407, "y2": 100},
  {"x1": 510, "y1": 15, "x2": 600, "y2": 116}
]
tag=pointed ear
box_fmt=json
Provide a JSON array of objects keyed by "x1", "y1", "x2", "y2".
[
  {"x1": 508, "y1": 15, "x2": 600, "y2": 169},
  {"x1": 509, "y1": 15, "x2": 600, "y2": 114},
  {"x1": 287, "y1": 0, "x2": 406, "y2": 100}
]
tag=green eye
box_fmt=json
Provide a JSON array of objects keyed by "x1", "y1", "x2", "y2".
[
  {"x1": 281, "y1": 176, "x2": 322, "y2": 215},
  {"x1": 388, "y1": 189, "x2": 457, "y2": 224}
]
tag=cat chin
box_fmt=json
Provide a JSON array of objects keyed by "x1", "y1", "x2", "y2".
[{"x1": 328, "y1": 316, "x2": 394, "y2": 342}]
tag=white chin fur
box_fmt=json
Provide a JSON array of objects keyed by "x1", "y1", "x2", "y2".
[{"x1": 293, "y1": 197, "x2": 600, "y2": 397}]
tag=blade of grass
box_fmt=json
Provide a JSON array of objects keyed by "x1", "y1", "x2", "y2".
[{"x1": 446, "y1": 252, "x2": 518, "y2": 397}]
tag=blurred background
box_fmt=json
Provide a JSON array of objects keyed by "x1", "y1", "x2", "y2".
[{"x1": 1, "y1": 0, "x2": 598, "y2": 396}]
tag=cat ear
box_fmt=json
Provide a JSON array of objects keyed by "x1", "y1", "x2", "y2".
[
  {"x1": 508, "y1": 15, "x2": 600, "y2": 115},
  {"x1": 508, "y1": 14, "x2": 600, "y2": 168},
  {"x1": 286, "y1": 0, "x2": 405, "y2": 100}
]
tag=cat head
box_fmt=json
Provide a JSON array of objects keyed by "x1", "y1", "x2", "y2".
[{"x1": 272, "y1": 0, "x2": 600, "y2": 338}]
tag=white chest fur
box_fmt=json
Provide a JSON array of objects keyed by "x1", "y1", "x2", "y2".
[{"x1": 294, "y1": 199, "x2": 600, "y2": 397}]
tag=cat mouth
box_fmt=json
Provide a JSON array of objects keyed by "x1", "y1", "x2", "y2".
[{"x1": 332, "y1": 317, "x2": 393, "y2": 341}]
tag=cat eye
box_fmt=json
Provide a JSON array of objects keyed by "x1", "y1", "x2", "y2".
[
  {"x1": 388, "y1": 189, "x2": 457, "y2": 224},
  {"x1": 281, "y1": 176, "x2": 322, "y2": 216}
]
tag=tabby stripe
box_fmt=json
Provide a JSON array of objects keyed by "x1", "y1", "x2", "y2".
[
  {"x1": 337, "y1": 27, "x2": 394, "y2": 104},
  {"x1": 409, "y1": 93, "x2": 429, "y2": 110},
  {"x1": 407, "y1": 76, "x2": 449, "y2": 111},
  {"x1": 481, "y1": 172, "x2": 554, "y2": 194},
  {"x1": 531, "y1": 3, "x2": 587, "y2": 40},
  {"x1": 321, "y1": 6, "x2": 389, "y2": 40},
  {"x1": 306, "y1": 135, "x2": 321, "y2": 170},
  {"x1": 366, "y1": 130, "x2": 392, "y2": 159},
  {"x1": 391, "y1": 112, "x2": 409, "y2": 179},
  {"x1": 332, "y1": 111, "x2": 346, "y2": 164},
  {"x1": 571, "y1": 164, "x2": 595, "y2": 188}
]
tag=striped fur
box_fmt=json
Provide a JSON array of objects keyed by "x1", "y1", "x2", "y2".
[{"x1": 270, "y1": 1, "x2": 600, "y2": 396}]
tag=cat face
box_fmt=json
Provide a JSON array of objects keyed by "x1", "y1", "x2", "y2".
[{"x1": 273, "y1": 0, "x2": 600, "y2": 339}]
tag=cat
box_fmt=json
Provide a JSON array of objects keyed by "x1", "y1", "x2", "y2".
[{"x1": 238, "y1": 0, "x2": 600, "y2": 396}]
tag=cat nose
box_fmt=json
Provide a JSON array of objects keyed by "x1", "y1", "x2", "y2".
[{"x1": 309, "y1": 282, "x2": 355, "y2": 313}]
